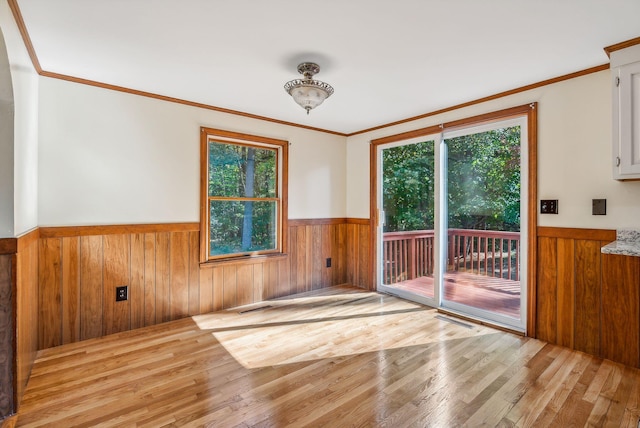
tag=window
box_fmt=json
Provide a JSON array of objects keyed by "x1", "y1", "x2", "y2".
[{"x1": 200, "y1": 128, "x2": 288, "y2": 262}]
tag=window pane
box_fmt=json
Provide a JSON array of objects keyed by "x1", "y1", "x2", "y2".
[
  {"x1": 209, "y1": 200, "x2": 277, "y2": 256},
  {"x1": 382, "y1": 140, "x2": 435, "y2": 233},
  {"x1": 446, "y1": 126, "x2": 521, "y2": 232},
  {"x1": 208, "y1": 142, "x2": 276, "y2": 198}
]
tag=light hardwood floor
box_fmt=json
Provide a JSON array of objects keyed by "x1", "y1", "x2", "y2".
[{"x1": 10, "y1": 286, "x2": 640, "y2": 427}]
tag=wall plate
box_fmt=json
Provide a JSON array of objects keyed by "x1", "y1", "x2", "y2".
[
  {"x1": 540, "y1": 199, "x2": 558, "y2": 214},
  {"x1": 592, "y1": 199, "x2": 607, "y2": 215}
]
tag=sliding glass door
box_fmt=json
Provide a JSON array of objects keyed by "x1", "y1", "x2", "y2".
[
  {"x1": 377, "y1": 135, "x2": 441, "y2": 307},
  {"x1": 441, "y1": 118, "x2": 527, "y2": 330},
  {"x1": 376, "y1": 115, "x2": 528, "y2": 332}
]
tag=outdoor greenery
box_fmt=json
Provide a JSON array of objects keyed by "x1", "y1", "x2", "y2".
[
  {"x1": 383, "y1": 126, "x2": 521, "y2": 233},
  {"x1": 208, "y1": 141, "x2": 277, "y2": 256}
]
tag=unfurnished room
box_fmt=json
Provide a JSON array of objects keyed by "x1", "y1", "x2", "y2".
[{"x1": 2, "y1": 1, "x2": 640, "y2": 426}]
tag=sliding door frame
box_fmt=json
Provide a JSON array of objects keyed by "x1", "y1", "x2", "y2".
[{"x1": 370, "y1": 103, "x2": 538, "y2": 336}]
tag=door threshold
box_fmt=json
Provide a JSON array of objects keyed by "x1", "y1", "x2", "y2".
[{"x1": 436, "y1": 308, "x2": 525, "y2": 336}]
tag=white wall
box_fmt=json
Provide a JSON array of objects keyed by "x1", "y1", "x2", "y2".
[
  {"x1": 0, "y1": 26, "x2": 13, "y2": 238},
  {"x1": 347, "y1": 70, "x2": 640, "y2": 229},
  {"x1": 0, "y1": 0, "x2": 39, "y2": 237},
  {"x1": 38, "y1": 77, "x2": 347, "y2": 226}
]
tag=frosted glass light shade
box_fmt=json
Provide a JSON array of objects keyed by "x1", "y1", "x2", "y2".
[{"x1": 284, "y1": 62, "x2": 334, "y2": 114}]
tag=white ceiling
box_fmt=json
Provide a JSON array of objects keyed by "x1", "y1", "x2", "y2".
[{"x1": 15, "y1": 0, "x2": 640, "y2": 135}]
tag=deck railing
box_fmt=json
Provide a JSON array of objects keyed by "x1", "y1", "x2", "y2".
[{"x1": 382, "y1": 229, "x2": 520, "y2": 284}]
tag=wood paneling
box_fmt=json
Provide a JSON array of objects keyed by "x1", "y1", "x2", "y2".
[
  {"x1": 0, "y1": 254, "x2": 14, "y2": 419},
  {"x1": 61, "y1": 237, "x2": 80, "y2": 344},
  {"x1": 601, "y1": 254, "x2": 640, "y2": 367},
  {"x1": 80, "y1": 236, "x2": 103, "y2": 340},
  {"x1": 39, "y1": 222, "x2": 199, "y2": 238},
  {"x1": 536, "y1": 236, "x2": 557, "y2": 343},
  {"x1": 130, "y1": 234, "x2": 145, "y2": 330},
  {"x1": 103, "y1": 234, "x2": 130, "y2": 335},
  {"x1": 535, "y1": 227, "x2": 640, "y2": 368},
  {"x1": 574, "y1": 239, "x2": 602, "y2": 356},
  {"x1": 38, "y1": 239, "x2": 61, "y2": 349},
  {"x1": 39, "y1": 230, "x2": 203, "y2": 349},
  {"x1": 15, "y1": 233, "x2": 38, "y2": 408},
  {"x1": 35, "y1": 220, "x2": 353, "y2": 349},
  {"x1": 556, "y1": 238, "x2": 574, "y2": 349}
]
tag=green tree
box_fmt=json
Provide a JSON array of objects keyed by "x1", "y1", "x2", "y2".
[
  {"x1": 382, "y1": 126, "x2": 521, "y2": 233},
  {"x1": 208, "y1": 142, "x2": 276, "y2": 256}
]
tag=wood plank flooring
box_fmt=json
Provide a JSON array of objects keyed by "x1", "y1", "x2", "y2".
[{"x1": 12, "y1": 286, "x2": 640, "y2": 427}]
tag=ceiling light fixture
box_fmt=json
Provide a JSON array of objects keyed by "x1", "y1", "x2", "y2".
[{"x1": 284, "y1": 62, "x2": 334, "y2": 114}]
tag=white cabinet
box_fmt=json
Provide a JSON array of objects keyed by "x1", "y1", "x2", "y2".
[{"x1": 612, "y1": 45, "x2": 640, "y2": 180}]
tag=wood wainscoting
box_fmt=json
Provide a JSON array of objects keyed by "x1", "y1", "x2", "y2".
[
  {"x1": 536, "y1": 227, "x2": 640, "y2": 367},
  {"x1": 0, "y1": 229, "x2": 39, "y2": 420},
  {"x1": 15, "y1": 230, "x2": 39, "y2": 410},
  {"x1": 0, "y1": 253, "x2": 13, "y2": 419},
  {"x1": 35, "y1": 219, "x2": 372, "y2": 350}
]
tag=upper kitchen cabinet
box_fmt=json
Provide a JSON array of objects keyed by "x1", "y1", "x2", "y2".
[{"x1": 612, "y1": 44, "x2": 640, "y2": 180}]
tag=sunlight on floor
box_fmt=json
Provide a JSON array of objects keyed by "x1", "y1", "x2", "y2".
[{"x1": 192, "y1": 291, "x2": 500, "y2": 369}]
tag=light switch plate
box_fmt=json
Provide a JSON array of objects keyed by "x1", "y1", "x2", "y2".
[{"x1": 540, "y1": 199, "x2": 558, "y2": 214}]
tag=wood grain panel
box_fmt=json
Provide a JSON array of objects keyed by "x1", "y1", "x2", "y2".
[
  {"x1": 312, "y1": 225, "x2": 322, "y2": 290},
  {"x1": 0, "y1": 254, "x2": 13, "y2": 418},
  {"x1": 536, "y1": 236, "x2": 557, "y2": 343},
  {"x1": 278, "y1": 256, "x2": 291, "y2": 298},
  {"x1": 601, "y1": 254, "x2": 640, "y2": 367},
  {"x1": 15, "y1": 237, "x2": 38, "y2": 406},
  {"x1": 143, "y1": 233, "x2": 156, "y2": 326},
  {"x1": 264, "y1": 261, "x2": 277, "y2": 301},
  {"x1": 574, "y1": 239, "x2": 601, "y2": 356},
  {"x1": 39, "y1": 222, "x2": 199, "y2": 238},
  {"x1": 212, "y1": 267, "x2": 224, "y2": 311},
  {"x1": 38, "y1": 238, "x2": 62, "y2": 349},
  {"x1": 130, "y1": 233, "x2": 145, "y2": 330},
  {"x1": 336, "y1": 223, "x2": 347, "y2": 285},
  {"x1": 169, "y1": 232, "x2": 189, "y2": 319},
  {"x1": 535, "y1": 227, "x2": 640, "y2": 368},
  {"x1": 556, "y1": 238, "x2": 574, "y2": 349},
  {"x1": 346, "y1": 223, "x2": 358, "y2": 286},
  {"x1": 198, "y1": 268, "x2": 213, "y2": 314},
  {"x1": 223, "y1": 266, "x2": 237, "y2": 308},
  {"x1": 296, "y1": 226, "x2": 307, "y2": 294},
  {"x1": 103, "y1": 234, "x2": 130, "y2": 335},
  {"x1": 31, "y1": 219, "x2": 353, "y2": 350},
  {"x1": 358, "y1": 224, "x2": 371, "y2": 290},
  {"x1": 236, "y1": 264, "x2": 253, "y2": 306},
  {"x1": 188, "y1": 231, "x2": 200, "y2": 315},
  {"x1": 80, "y1": 236, "x2": 103, "y2": 340},
  {"x1": 321, "y1": 225, "x2": 332, "y2": 288},
  {"x1": 61, "y1": 237, "x2": 80, "y2": 344},
  {"x1": 155, "y1": 233, "x2": 170, "y2": 323},
  {"x1": 252, "y1": 264, "x2": 263, "y2": 305}
]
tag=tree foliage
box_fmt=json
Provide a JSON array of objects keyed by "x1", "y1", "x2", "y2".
[
  {"x1": 383, "y1": 126, "x2": 521, "y2": 233},
  {"x1": 208, "y1": 142, "x2": 277, "y2": 256}
]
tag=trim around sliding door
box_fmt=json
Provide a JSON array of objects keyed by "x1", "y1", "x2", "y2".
[{"x1": 370, "y1": 103, "x2": 538, "y2": 336}]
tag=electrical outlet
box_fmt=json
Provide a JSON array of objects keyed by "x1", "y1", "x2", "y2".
[
  {"x1": 592, "y1": 199, "x2": 606, "y2": 215},
  {"x1": 540, "y1": 199, "x2": 558, "y2": 214},
  {"x1": 116, "y1": 286, "x2": 128, "y2": 301},
  {"x1": 326, "y1": 258, "x2": 332, "y2": 268}
]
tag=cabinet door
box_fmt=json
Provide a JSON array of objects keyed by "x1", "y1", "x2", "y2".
[
  {"x1": 613, "y1": 61, "x2": 640, "y2": 179},
  {"x1": 601, "y1": 254, "x2": 640, "y2": 367}
]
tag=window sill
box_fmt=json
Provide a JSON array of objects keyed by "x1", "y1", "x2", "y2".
[{"x1": 199, "y1": 252, "x2": 288, "y2": 269}]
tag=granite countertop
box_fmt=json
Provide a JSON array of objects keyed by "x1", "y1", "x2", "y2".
[{"x1": 601, "y1": 229, "x2": 640, "y2": 257}]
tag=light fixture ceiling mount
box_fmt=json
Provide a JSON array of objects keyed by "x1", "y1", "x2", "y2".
[{"x1": 284, "y1": 62, "x2": 334, "y2": 114}]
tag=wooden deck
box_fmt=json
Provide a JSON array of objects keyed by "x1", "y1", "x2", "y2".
[
  {"x1": 385, "y1": 271, "x2": 521, "y2": 319},
  {"x1": 9, "y1": 286, "x2": 640, "y2": 427}
]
